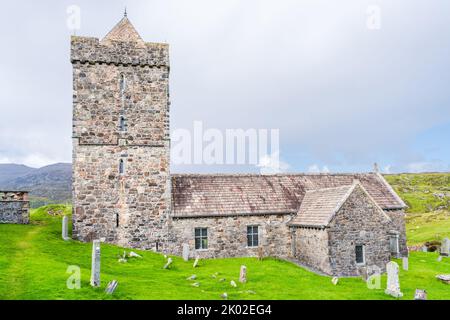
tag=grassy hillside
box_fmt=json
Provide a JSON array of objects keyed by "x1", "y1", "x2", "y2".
[
  {"x1": 1, "y1": 205, "x2": 450, "y2": 300},
  {"x1": 384, "y1": 173, "x2": 450, "y2": 245}
]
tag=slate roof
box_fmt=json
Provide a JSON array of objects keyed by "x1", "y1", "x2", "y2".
[
  {"x1": 171, "y1": 173, "x2": 406, "y2": 218},
  {"x1": 289, "y1": 184, "x2": 357, "y2": 228},
  {"x1": 101, "y1": 16, "x2": 145, "y2": 47}
]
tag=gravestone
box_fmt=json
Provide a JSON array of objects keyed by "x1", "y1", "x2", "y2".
[
  {"x1": 440, "y1": 238, "x2": 450, "y2": 256},
  {"x1": 164, "y1": 257, "x2": 173, "y2": 269},
  {"x1": 239, "y1": 265, "x2": 247, "y2": 283},
  {"x1": 414, "y1": 289, "x2": 427, "y2": 300},
  {"x1": 436, "y1": 275, "x2": 450, "y2": 284},
  {"x1": 187, "y1": 275, "x2": 197, "y2": 281},
  {"x1": 193, "y1": 257, "x2": 199, "y2": 268},
  {"x1": 402, "y1": 257, "x2": 409, "y2": 271},
  {"x1": 421, "y1": 246, "x2": 427, "y2": 252},
  {"x1": 129, "y1": 251, "x2": 142, "y2": 258},
  {"x1": 331, "y1": 277, "x2": 339, "y2": 285},
  {"x1": 182, "y1": 244, "x2": 190, "y2": 262},
  {"x1": 105, "y1": 280, "x2": 118, "y2": 294},
  {"x1": 230, "y1": 280, "x2": 237, "y2": 288},
  {"x1": 438, "y1": 256, "x2": 443, "y2": 262},
  {"x1": 62, "y1": 216, "x2": 70, "y2": 241},
  {"x1": 90, "y1": 240, "x2": 101, "y2": 287},
  {"x1": 385, "y1": 261, "x2": 403, "y2": 298},
  {"x1": 221, "y1": 293, "x2": 228, "y2": 300}
]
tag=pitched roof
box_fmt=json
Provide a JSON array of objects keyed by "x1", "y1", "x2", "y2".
[
  {"x1": 171, "y1": 173, "x2": 405, "y2": 218},
  {"x1": 101, "y1": 17, "x2": 145, "y2": 47},
  {"x1": 289, "y1": 184, "x2": 356, "y2": 228}
]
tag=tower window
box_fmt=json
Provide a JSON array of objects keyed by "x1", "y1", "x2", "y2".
[
  {"x1": 120, "y1": 74, "x2": 126, "y2": 92},
  {"x1": 119, "y1": 116, "x2": 127, "y2": 131},
  {"x1": 119, "y1": 159, "x2": 125, "y2": 175}
]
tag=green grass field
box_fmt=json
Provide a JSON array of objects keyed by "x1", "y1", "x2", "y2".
[
  {"x1": 385, "y1": 173, "x2": 450, "y2": 245},
  {"x1": 1, "y1": 204, "x2": 450, "y2": 300}
]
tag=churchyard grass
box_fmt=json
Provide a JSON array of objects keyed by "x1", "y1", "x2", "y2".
[{"x1": 0, "y1": 204, "x2": 450, "y2": 300}]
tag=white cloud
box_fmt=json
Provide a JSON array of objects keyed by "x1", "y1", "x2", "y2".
[
  {"x1": 307, "y1": 164, "x2": 330, "y2": 174},
  {"x1": 406, "y1": 161, "x2": 449, "y2": 173},
  {"x1": 257, "y1": 152, "x2": 290, "y2": 174}
]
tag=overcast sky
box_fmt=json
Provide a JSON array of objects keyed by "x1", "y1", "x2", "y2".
[{"x1": 1, "y1": 0, "x2": 449, "y2": 173}]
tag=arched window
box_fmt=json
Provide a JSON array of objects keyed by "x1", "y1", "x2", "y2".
[
  {"x1": 119, "y1": 116, "x2": 127, "y2": 131},
  {"x1": 119, "y1": 159, "x2": 125, "y2": 175}
]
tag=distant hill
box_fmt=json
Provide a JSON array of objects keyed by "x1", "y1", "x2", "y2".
[{"x1": 0, "y1": 163, "x2": 71, "y2": 207}]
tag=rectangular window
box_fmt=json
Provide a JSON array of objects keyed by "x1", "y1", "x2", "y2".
[
  {"x1": 355, "y1": 245, "x2": 365, "y2": 265},
  {"x1": 389, "y1": 235, "x2": 399, "y2": 254},
  {"x1": 247, "y1": 225, "x2": 259, "y2": 247},
  {"x1": 195, "y1": 228, "x2": 208, "y2": 250}
]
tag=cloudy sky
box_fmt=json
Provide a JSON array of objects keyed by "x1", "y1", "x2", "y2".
[{"x1": 1, "y1": 0, "x2": 449, "y2": 173}]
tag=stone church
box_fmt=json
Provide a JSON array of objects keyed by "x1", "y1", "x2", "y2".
[{"x1": 71, "y1": 16, "x2": 407, "y2": 277}]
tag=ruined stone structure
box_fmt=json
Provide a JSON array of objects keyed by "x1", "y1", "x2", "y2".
[
  {"x1": 0, "y1": 191, "x2": 30, "y2": 224},
  {"x1": 72, "y1": 16, "x2": 408, "y2": 276}
]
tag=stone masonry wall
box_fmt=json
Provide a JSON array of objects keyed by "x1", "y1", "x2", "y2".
[
  {"x1": 169, "y1": 214, "x2": 293, "y2": 259},
  {"x1": 293, "y1": 227, "x2": 331, "y2": 274},
  {"x1": 0, "y1": 191, "x2": 30, "y2": 224},
  {"x1": 327, "y1": 185, "x2": 392, "y2": 276},
  {"x1": 71, "y1": 35, "x2": 170, "y2": 251},
  {"x1": 385, "y1": 209, "x2": 408, "y2": 256}
]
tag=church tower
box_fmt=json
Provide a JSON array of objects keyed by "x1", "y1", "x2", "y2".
[{"x1": 71, "y1": 15, "x2": 171, "y2": 250}]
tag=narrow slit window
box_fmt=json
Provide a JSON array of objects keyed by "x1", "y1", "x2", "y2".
[
  {"x1": 195, "y1": 228, "x2": 208, "y2": 250},
  {"x1": 120, "y1": 74, "x2": 126, "y2": 92},
  {"x1": 247, "y1": 225, "x2": 259, "y2": 247},
  {"x1": 119, "y1": 116, "x2": 127, "y2": 131},
  {"x1": 355, "y1": 245, "x2": 365, "y2": 265},
  {"x1": 119, "y1": 159, "x2": 125, "y2": 175},
  {"x1": 116, "y1": 213, "x2": 119, "y2": 228}
]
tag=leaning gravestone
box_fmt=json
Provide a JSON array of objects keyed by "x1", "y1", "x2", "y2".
[
  {"x1": 414, "y1": 289, "x2": 427, "y2": 300},
  {"x1": 385, "y1": 261, "x2": 403, "y2": 298},
  {"x1": 90, "y1": 240, "x2": 101, "y2": 287},
  {"x1": 193, "y1": 257, "x2": 199, "y2": 268},
  {"x1": 62, "y1": 216, "x2": 70, "y2": 241},
  {"x1": 440, "y1": 238, "x2": 450, "y2": 256},
  {"x1": 402, "y1": 257, "x2": 409, "y2": 271},
  {"x1": 105, "y1": 280, "x2": 118, "y2": 295},
  {"x1": 182, "y1": 244, "x2": 190, "y2": 262},
  {"x1": 239, "y1": 265, "x2": 247, "y2": 283}
]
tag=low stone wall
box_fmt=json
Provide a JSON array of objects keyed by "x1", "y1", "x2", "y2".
[
  {"x1": 169, "y1": 214, "x2": 293, "y2": 259},
  {"x1": 0, "y1": 191, "x2": 30, "y2": 224}
]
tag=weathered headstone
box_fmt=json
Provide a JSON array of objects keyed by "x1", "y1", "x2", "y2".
[
  {"x1": 62, "y1": 216, "x2": 70, "y2": 241},
  {"x1": 402, "y1": 257, "x2": 409, "y2": 271},
  {"x1": 437, "y1": 256, "x2": 443, "y2": 262},
  {"x1": 182, "y1": 244, "x2": 190, "y2": 262},
  {"x1": 192, "y1": 282, "x2": 200, "y2": 287},
  {"x1": 421, "y1": 246, "x2": 427, "y2": 252},
  {"x1": 193, "y1": 257, "x2": 199, "y2": 268},
  {"x1": 90, "y1": 240, "x2": 101, "y2": 287},
  {"x1": 331, "y1": 277, "x2": 339, "y2": 285},
  {"x1": 129, "y1": 251, "x2": 142, "y2": 258},
  {"x1": 385, "y1": 261, "x2": 403, "y2": 298},
  {"x1": 230, "y1": 280, "x2": 237, "y2": 288},
  {"x1": 440, "y1": 238, "x2": 450, "y2": 256},
  {"x1": 436, "y1": 274, "x2": 450, "y2": 284},
  {"x1": 186, "y1": 275, "x2": 197, "y2": 281},
  {"x1": 221, "y1": 293, "x2": 228, "y2": 300},
  {"x1": 239, "y1": 265, "x2": 247, "y2": 283},
  {"x1": 105, "y1": 280, "x2": 118, "y2": 294},
  {"x1": 164, "y1": 257, "x2": 173, "y2": 269},
  {"x1": 414, "y1": 289, "x2": 427, "y2": 300}
]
